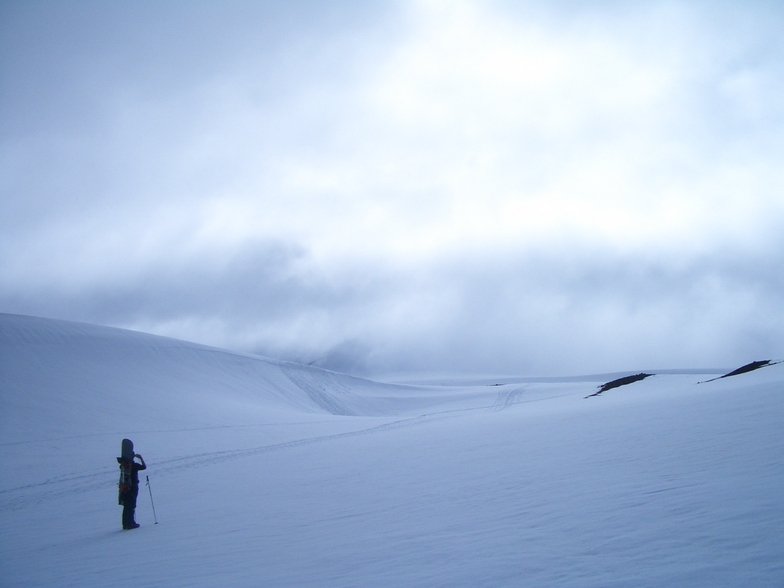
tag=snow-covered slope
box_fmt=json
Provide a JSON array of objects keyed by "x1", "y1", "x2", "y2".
[
  {"x1": 1, "y1": 314, "x2": 782, "y2": 586},
  {"x1": 0, "y1": 313, "x2": 412, "y2": 432}
]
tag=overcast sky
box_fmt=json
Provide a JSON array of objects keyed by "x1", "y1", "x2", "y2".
[{"x1": 2, "y1": 0, "x2": 783, "y2": 376}]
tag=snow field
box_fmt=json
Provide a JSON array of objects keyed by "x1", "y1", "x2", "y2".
[{"x1": 1, "y1": 314, "x2": 782, "y2": 586}]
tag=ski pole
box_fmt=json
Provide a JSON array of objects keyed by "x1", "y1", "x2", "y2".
[{"x1": 146, "y1": 475, "x2": 158, "y2": 524}]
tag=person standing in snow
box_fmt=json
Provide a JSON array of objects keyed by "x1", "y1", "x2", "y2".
[{"x1": 117, "y1": 438, "x2": 146, "y2": 530}]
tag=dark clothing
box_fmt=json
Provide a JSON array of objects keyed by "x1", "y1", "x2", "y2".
[
  {"x1": 118, "y1": 458, "x2": 146, "y2": 529},
  {"x1": 122, "y1": 486, "x2": 139, "y2": 529},
  {"x1": 128, "y1": 460, "x2": 146, "y2": 490}
]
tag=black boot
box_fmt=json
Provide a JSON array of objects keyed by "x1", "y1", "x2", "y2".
[{"x1": 122, "y1": 505, "x2": 139, "y2": 529}]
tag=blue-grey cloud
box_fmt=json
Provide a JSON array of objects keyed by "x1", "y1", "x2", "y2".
[{"x1": 2, "y1": 1, "x2": 783, "y2": 376}]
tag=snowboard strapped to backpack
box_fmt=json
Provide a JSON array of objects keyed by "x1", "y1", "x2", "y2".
[{"x1": 118, "y1": 438, "x2": 134, "y2": 505}]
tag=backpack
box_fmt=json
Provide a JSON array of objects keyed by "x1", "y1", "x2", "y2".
[{"x1": 118, "y1": 459, "x2": 132, "y2": 504}]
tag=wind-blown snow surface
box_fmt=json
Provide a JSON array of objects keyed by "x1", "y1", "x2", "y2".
[{"x1": 1, "y1": 314, "x2": 782, "y2": 586}]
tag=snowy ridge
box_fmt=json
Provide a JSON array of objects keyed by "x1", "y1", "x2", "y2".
[
  {"x1": 1, "y1": 313, "x2": 783, "y2": 586},
  {"x1": 0, "y1": 313, "x2": 409, "y2": 437}
]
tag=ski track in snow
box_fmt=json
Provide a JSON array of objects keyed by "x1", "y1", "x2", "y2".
[
  {"x1": 0, "y1": 384, "x2": 583, "y2": 513},
  {"x1": 0, "y1": 419, "x2": 409, "y2": 512}
]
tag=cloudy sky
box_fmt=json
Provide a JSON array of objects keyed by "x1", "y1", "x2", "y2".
[{"x1": 2, "y1": 0, "x2": 783, "y2": 376}]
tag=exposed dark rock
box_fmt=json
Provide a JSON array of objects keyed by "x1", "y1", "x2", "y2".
[
  {"x1": 585, "y1": 373, "x2": 653, "y2": 398},
  {"x1": 718, "y1": 360, "x2": 771, "y2": 378},
  {"x1": 701, "y1": 360, "x2": 774, "y2": 383}
]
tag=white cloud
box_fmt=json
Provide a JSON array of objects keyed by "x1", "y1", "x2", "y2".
[{"x1": 2, "y1": 0, "x2": 783, "y2": 374}]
